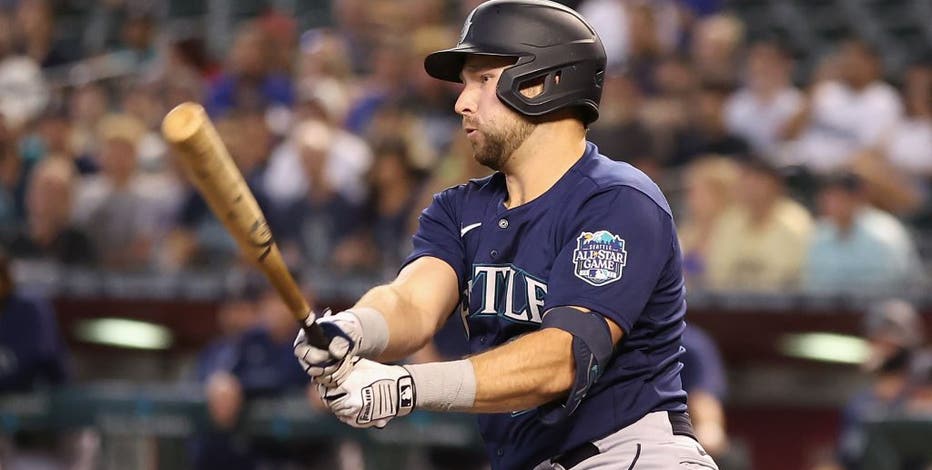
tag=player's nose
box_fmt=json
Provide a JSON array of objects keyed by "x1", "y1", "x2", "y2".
[{"x1": 454, "y1": 85, "x2": 477, "y2": 117}]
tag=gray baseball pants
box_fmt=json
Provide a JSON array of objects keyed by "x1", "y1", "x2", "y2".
[{"x1": 533, "y1": 411, "x2": 719, "y2": 470}]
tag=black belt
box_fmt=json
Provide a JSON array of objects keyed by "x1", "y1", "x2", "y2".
[
  {"x1": 668, "y1": 410, "x2": 697, "y2": 442},
  {"x1": 552, "y1": 442, "x2": 600, "y2": 470},
  {"x1": 551, "y1": 411, "x2": 696, "y2": 469}
]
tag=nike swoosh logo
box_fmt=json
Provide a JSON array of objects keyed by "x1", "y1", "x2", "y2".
[{"x1": 460, "y1": 222, "x2": 482, "y2": 237}]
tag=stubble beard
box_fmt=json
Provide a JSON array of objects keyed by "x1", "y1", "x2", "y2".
[{"x1": 470, "y1": 117, "x2": 535, "y2": 172}]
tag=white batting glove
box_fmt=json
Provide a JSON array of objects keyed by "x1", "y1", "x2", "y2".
[
  {"x1": 293, "y1": 310, "x2": 363, "y2": 386},
  {"x1": 319, "y1": 359, "x2": 415, "y2": 429}
]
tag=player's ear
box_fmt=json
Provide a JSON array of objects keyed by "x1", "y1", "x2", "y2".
[{"x1": 518, "y1": 76, "x2": 546, "y2": 99}]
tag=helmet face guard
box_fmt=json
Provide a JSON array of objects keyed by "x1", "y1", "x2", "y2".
[{"x1": 424, "y1": 0, "x2": 606, "y2": 124}]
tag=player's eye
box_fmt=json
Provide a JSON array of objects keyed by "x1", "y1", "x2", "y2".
[{"x1": 480, "y1": 74, "x2": 494, "y2": 84}]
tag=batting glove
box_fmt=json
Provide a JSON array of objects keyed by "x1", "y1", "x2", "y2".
[
  {"x1": 319, "y1": 358, "x2": 415, "y2": 429},
  {"x1": 293, "y1": 310, "x2": 363, "y2": 386}
]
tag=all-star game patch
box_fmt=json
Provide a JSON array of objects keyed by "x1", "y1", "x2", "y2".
[{"x1": 572, "y1": 230, "x2": 627, "y2": 286}]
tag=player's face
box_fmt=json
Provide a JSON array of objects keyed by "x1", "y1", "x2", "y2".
[{"x1": 455, "y1": 55, "x2": 535, "y2": 171}]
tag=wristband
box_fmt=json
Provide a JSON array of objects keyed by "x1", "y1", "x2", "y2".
[
  {"x1": 345, "y1": 307, "x2": 389, "y2": 357},
  {"x1": 404, "y1": 359, "x2": 476, "y2": 412}
]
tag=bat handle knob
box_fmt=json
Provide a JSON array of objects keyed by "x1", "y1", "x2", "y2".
[{"x1": 302, "y1": 322, "x2": 330, "y2": 349}]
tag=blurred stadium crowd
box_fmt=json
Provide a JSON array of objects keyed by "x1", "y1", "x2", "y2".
[
  {"x1": 0, "y1": 0, "x2": 932, "y2": 298},
  {"x1": 0, "y1": 0, "x2": 931, "y2": 469},
  {"x1": 0, "y1": 0, "x2": 929, "y2": 297}
]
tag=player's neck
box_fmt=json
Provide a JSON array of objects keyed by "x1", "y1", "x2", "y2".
[{"x1": 501, "y1": 121, "x2": 586, "y2": 209}]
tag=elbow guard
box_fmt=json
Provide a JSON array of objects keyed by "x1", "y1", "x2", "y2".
[{"x1": 537, "y1": 306, "x2": 615, "y2": 425}]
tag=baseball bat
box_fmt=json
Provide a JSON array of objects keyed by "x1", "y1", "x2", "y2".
[{"x1": 161, "y1": 102, "x2": 328, "y2": 349}]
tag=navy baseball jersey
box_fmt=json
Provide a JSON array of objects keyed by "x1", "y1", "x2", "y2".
[{"x1": 403, "y1": 142, "x2": 688, "y2": 469}]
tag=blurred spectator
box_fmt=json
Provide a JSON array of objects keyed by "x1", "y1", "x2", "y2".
[
  {"x1": 365, "y1": 0, "x2": 414, "y2": 39},
  {"x1": 680, "y1": 324, "x2": 731, "y2": 462},
  {"x1": 72, "y1": 114, "x2": 158, "y2": 270},
  {"x1": 0, "y1": 248, "x2": 72, "y2": 469},
  {"x1": 20, "y1": 108, "x2": 95, "y2": 175},
  {"x1": 190, "y1": 273, "x2": 264, "y2": 470},
  {"x1": 410, "y1": 0, "x2": 446, "y2": 26},
  {"x1": 331, "y1": 0, "x2": 379, "y2": 74},
  {"x1": 0, "y1": 114, "x2": 19, "y2": 233},
  {"x1": 405, "y1": 26, "x2": 461, "y2": 154},
  {"x1": 67, "y1": 83, "x2": 109, "y2": 164},
  {"x1": 671, "y1": 81, "x2": 750, "y2": 167},
  {"x1": 578, "y1": 0, "x2": 631, "y2": 70},
  {"x1": 5, "y1": 156, "x2": 95, "y2": 265},
  {"x1": 206, "y1": 23, "x2": 294, "y2": 118},
  {"x1": 705, "y1": 155, "x2": 813, "y2": 292},
  {"x1": 904, "y1": 351, "x2": 932, "y2": 415},
  {"x1": 0, "y1": 249, "x2": 68, "y2": 391},
  {"x1": 257, "y1": 10, "x2": 299, "y2": 75},
  {"x1": 194, "y1": 276, "x2": 263, "y2": 383},
  {"x1": 422, "y1": 131, "x2": 491, "y2": 196},
  {"x1": 114, "y1": 11, "x2": 156, "y2": 69},
  {"x1": 579, "y1": 0, "x2": 681, "y2": 74},
  {"x1": 0, "y1": 11, "x2": 48, "y2": 132},
  {"x1": 12, "y1": 0, "x2": 73, "y2": 68},
  {"x1": 333, "y1": 137, "x2": 424, "y2": 274},
  {"x1": 785, "y1": 39, "x2": 903, "y2": 173},
  {"x1": 678, "y1": 156, "x2": 740, "y2": 290},
  {"x1": 81, "y1": 0, "x2": 153, "y2": 57},
  {"x1": 804, "y1": 172, "x2": 920, "y2": 295},
  {"x1": 850, "y1": 58, "x2": 932, "y2": 217},
  {"x1": 641, "y1": 54, "x2": 696, "y2": 163},
  {"x1": 690, "y1": 13, "x2": 744, "y2": 86},
  {"x1": 587, "y1": 72, "x2": 657, "y2": 176},
  {"x1": 365, "y1": 101, "x2": 437, "y2": 171},
  {"x1": 195, "y1": 371, "x2": 256, "y2": 470},
  {"x1": 166, "y1": 112, "x2": 272, "y2": 270},
  {"x1": 345, "y1": 40, "x2": 413, "y2": 135},
  {"x1": 233, "y1": 287, "x2": 310, "y2": 397},
  {"x1": 294, "y1": 29, "x2": 355, "y2": 125},
  {"x1": 837, "y1": 299, "x2": 926, "y2": 469},
  {"x1": 119, "y1": 81, "x2": 168, "y2": 172},
  {"x1": 262, "y1": 101, "x2": 373, "y2": 209},
  {"x1": 270, "y1": 119, "x2": 364, "y2": 270},
  {"x1": 194, "y1": 283, "x2": 344, "y2": 470},
  {"x1": 725, "y1": 41, "x2": 804, "y2": 158},
  {"x1": 159, "y1": 66, "x2": 206, "y2": 111},
  {"x1": 164, "y1": 36, "x2": 221, "y2": 83},
  {"x1": 410, "y1": 131, "x2": 491, "y2": 235},
  {"x1": 679, "y1": 0, "x2": 723, "y2": 18},
  {"x1": 883, "y1": 58, "x2": 932, "y2": 177},
  {"x1": 622, "y1": 2, "x2": 673, "y2": 94}
]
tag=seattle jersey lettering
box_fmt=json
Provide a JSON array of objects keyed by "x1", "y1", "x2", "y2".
[{"x1": 469, "y1": 264, "x2": 548, "y2": 324}]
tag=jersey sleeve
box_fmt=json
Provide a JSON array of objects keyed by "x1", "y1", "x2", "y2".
[
  {"x1": 402, "y1": 187, "x2": 467, "y2": 289},
  {"x1": 544, "y1": 186, "x2": 676, "y2": 334}
]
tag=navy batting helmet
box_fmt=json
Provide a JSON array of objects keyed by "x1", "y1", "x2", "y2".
[{"x1": 424, "y1": 0, "x2": 606, "y2": 124}]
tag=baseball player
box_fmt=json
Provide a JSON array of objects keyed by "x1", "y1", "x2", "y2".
[{"x1": 293, "y1": 1, "x2": 718, "y2": 469}]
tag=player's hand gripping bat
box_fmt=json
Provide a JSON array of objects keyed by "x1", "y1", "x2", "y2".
[{"x1": 162, "y1": 102, "x2": 328, "y2": 349}]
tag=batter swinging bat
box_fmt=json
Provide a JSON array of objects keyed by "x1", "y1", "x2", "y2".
[{"x1": 161, "y1": 102, "x2": 328, "y2": 348}]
